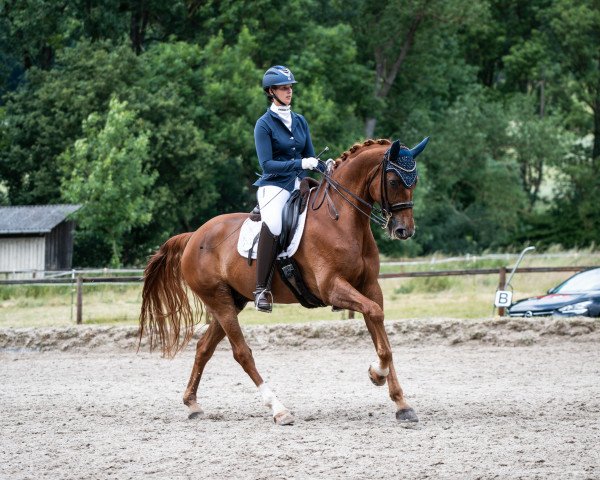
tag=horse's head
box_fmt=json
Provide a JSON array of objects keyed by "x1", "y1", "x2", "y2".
[{"x1": 371, "y1": 137, "x2": 429, "y2": 240}]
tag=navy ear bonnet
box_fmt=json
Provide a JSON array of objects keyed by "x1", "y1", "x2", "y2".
[{"x1": 384, "y1": 137, "x2": 429, "y2": 188}]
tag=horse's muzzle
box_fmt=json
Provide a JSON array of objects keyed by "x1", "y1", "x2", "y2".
[
  {"x1": 389, "y1": 218, "x2": 414, "y2": 240},
  {"x1": 393, "y1": 226, "x2": 413, "y2": 240}
]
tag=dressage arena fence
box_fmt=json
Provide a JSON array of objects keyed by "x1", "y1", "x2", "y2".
[{"x1": 1, "y1": 265, "x2": 596, "y2": 324}]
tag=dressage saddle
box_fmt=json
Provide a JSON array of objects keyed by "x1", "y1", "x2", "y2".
[
  {"x1": 249, "y1": 177, "x2": 319, "y2": 253},
  {"x1": 249, "y1": 177, "x2": 325, "y2": 308}
]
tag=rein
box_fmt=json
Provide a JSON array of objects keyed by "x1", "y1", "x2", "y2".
[
  {"x1": 311, "y1": 150, "x2": 414, "y2": 229},
  {"x1": 311, "y1": 165, "x2": 389, "y2": 228}
]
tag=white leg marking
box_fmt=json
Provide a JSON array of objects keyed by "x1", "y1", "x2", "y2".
[
  {"x1": 370, "y1": 361, "x2": 389, "y2": 377},
  {"x1": 258, "y1": 383, "x2": 287, "y2": 416}
]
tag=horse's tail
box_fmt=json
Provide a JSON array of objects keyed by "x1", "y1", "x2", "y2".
[{"x1": 138, "y1": 232, "x2": 199, "y2": 358}]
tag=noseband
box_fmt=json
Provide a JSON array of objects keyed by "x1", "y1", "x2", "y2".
[{"x1": 312, "y1": 145, "x2": 417, "y2": 229}]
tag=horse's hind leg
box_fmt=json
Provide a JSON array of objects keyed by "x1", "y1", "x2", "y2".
[
  {"x1": 209, "y1": 301, "x2": 295, "y2": 425},
  {"x1": 183, "y1": 319, "x2": 226, "y2": 418}
]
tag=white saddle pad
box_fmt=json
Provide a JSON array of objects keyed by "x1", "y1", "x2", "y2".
[{"x1": 237, "y1": 203, "x2": 309, "y2": 260}]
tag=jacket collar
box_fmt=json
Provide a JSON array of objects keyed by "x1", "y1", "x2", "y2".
[{"x1": 267, "y1": 108, "x2": 298, "y2": 130}]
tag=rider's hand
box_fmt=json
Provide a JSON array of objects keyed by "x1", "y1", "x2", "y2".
[{"x1": 301, "y1": 157, "x2": 319, "y2": 170}]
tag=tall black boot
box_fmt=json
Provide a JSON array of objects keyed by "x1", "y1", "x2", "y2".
[{"x1": 253, "y1": 223, "x2": 279, "y2": 313}]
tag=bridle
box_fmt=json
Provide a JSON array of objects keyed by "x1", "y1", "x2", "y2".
[
  {"x1": 311, "y1": 145, "x2": 416, "y2": 229},
  {"x1": 379, "y1": 145, "x2": 416, "y2": 216}
]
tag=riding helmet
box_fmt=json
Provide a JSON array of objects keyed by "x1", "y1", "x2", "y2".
[{"x1": 262, "y1": 65, "x2": 297, "y2": 89}]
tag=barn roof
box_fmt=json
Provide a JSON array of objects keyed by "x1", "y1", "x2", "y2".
[{"x1": 0, "y1": 204, "x2": 81, "y2": 234}]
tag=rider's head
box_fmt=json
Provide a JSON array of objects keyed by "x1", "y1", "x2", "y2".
[{"x1": 262, "y1": 65, "x2": 297, "y2": 106}]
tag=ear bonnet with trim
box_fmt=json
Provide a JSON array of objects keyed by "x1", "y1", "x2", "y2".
[{"x1": 384, "y1": 137, "x2": 429, "y2": 188}]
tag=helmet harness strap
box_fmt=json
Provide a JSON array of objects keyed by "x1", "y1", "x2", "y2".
[{"x1": 269, "y1": 87, "x2": 289, "y2": 107}]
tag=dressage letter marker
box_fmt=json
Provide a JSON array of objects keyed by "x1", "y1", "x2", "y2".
[{"x1": 494, "y1": 290, "x2": 513, "y2": 308}]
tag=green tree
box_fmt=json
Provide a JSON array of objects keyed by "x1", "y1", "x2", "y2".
[
  {"x1": 0, "y1": 40, "x2": 141, "y2": 204},
  {"x1": 334, "y1": 0, "x2": 489, "y2": 138},
  {"x1": 502, "y1": 0, "x2": 600, "y2": 248},
  {"x1": 547, "y1": 0, "x2": 600, "y2": 160},
  {"x1": 417, "y1": 90, "x2": 527, "y2": 252},
  {"x1": 60, "y1": 97, "x2": 156, "y2": 267},
  {"x1": 288, "y1": 24, "x2": 370, "y2": 153},
  {"x1": 505, "y1": 95, "x2": 573, "y2": 210}
]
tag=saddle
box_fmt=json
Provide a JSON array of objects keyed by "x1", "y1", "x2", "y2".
[
  {"x1": 249, "y1": 177, "x2": 325, "y2": 309},
  {"x1": 249, "y1": 177, "x2": 319, "y2": 252}
]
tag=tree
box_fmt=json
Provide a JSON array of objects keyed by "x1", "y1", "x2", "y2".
[
  {"x1": 416, "y1": 90, "x2": 527, "y2": 252},
  {"x1": 502, "y1": 0, "x2": 600, "y2": 247},
  {"x1": 0, "y1": 40, "x2": 141, "y2": 204},
  {"x1": 546, "y1": 0, "x2": 600, "y2": 160},
  {"x1": 505, "y1": 95, "x2": 572, "y2": 210},
  {"x1": 60, "y1": 97, "x2": 156, "y2": 267},
  {"x1": 338, "y1": 0, "x2": 490, "y2": 138}
]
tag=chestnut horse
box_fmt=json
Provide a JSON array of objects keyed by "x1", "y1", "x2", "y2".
[{"x1": 139, "y1": 137, "x2": 429, "y2": 425}]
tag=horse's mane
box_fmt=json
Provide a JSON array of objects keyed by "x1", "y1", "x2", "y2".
[{"x1": 334, "y1": 139, "x2": 391, "y2": 169}]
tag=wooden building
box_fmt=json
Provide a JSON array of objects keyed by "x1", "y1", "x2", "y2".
[{"x1": 0, "y1": 205, "x2": 81, "y2": 277}]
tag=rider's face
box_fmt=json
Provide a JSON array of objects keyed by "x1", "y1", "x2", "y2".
[{"x1": 271, "y1": 84, "x2": 293, "y2": 106}]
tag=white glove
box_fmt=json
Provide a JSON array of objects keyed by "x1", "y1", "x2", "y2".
[
  {"x1": 301, "y1": 157, "x2": 319, "y2": 170},
  {"x1": 325, "y1": 158, "x2": 335, "y2": 173}
]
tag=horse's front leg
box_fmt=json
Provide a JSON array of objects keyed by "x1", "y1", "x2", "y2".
[{"x1": 327, "y1": 277, "x2": 418, "y2": 425}]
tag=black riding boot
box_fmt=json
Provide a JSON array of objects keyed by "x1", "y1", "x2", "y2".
[{"x1": 253, "y1": 223, "x2": 279, "y2": 313}]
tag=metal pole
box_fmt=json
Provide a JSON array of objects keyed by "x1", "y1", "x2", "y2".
[
  {"x1": 506, "y1": 246, "x2": 536, "y2": 289},
  {"x1": 498, "y1": 266, "x2": 507, "y2": 317},
  {"x1": 76, "y1": 275, "x2": 83, "y2": 325}
]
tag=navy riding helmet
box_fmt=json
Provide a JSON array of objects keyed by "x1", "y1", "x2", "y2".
[{"x1": 262, "y1": 65, "x2": 297, "y2": 89}]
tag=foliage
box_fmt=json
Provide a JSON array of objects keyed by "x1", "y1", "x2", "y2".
[
  {"x1": 60, "y1": 97, "x2": 156, "y2": 267},
  {"x1": 409, "y1": 90, "x2": 527, "y2": 252},
  {"x1": 0, "y1": 41, "x2": 141, "y2": 204},
  {"x1": 0, "y1": 0, "x2": 599, "y2": 265}
]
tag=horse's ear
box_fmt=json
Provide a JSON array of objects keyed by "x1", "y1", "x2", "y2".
[
  {"x1": 410, "y1": 137, "x2": 430, "y2": 158},
  {"x1": 389, "y1": 139, "x2": 401, "y2": 159}
]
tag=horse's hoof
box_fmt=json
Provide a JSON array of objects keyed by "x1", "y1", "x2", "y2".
[
  {"x1": 273, "y1": 410, "x2": 295, "y2": 426},
  {"x1": 368, "y1": 366, "x2": 387, "y2": 386},
  {"x1": 396, "y1": 407, "x2": 419, "y2": 427},
  {"x1": 187, "y1": 403, "x2": 204, "y2": 420}
]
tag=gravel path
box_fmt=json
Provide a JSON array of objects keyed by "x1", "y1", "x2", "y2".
[{"x1": 1, "y1": 318, "x2": 599, "y2": 479}]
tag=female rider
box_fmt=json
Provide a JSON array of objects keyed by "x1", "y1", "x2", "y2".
[{"x1": 253, "y1": 65, "x2": 318, "y2": 312}]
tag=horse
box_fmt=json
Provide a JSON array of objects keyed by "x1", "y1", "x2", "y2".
[{"x1": 138, "y1": 137, "x2": 429, "y2": 426}]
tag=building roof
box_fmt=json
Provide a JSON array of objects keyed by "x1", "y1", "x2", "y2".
[{"x1": 0, "y1": 204, "x2": 81, "y2": 234}]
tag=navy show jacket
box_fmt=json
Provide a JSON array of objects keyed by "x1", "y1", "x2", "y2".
[{"x1": 253, "y1": 108, "x2": 316, "y2": 191}]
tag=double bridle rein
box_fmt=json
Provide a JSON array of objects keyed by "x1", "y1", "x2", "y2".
[{"x1": 311, "y1": 146, "x2": 415, "y2": 229}]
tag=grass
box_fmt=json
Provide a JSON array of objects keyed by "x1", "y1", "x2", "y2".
[{"x1": 1, "y1": 249, "x2": 599, "y2": 328}]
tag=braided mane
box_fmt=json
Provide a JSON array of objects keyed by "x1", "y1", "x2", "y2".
[{"x1": 334, "y1": 139, "x2": 391, "y2": 169}]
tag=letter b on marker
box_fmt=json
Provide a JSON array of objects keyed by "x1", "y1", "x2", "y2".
[{"x1": 494, "y1": 290, "x2": 512, "y2": 307}]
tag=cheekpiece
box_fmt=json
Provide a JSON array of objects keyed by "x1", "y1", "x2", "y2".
[{"x1": 384, "y1": 141, "x2": 418, "y2": 188}]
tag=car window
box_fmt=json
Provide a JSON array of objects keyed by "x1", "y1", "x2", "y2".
[{"x1": 553, "y1": 269, "x2": 600, "y2": 294}]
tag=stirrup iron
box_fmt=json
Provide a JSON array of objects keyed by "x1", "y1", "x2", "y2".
[{"x1": 254, "y1": 289, "x2": 274, "y2": 313}]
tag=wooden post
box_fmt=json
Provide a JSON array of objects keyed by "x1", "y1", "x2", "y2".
[
  {"x1": 498, "y1": 266, "x2": 507, "y2": 317},
  {"x1": 76, "y1": 276, "x2": 83, "y2": 325},
  {"x1": 348, "y1": 310, "x2": 355, "y2": 319}
]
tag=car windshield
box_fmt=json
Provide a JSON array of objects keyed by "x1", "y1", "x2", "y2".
[{"x1": 552, "y1": 269, "x2": 600, "y2": 294}]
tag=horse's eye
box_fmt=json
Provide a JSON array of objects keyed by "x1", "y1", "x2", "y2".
[{"x1": 388, "y1": 179, "x2": 399, "y2": 188}]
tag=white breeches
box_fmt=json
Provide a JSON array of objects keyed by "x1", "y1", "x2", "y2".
[{"x1": 257, "y1": 179, "x2": 300, "y2": 235}]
